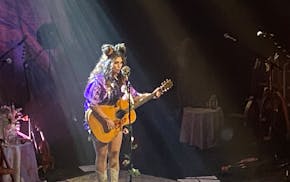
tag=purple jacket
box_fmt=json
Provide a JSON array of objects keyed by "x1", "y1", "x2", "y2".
[{"x1": 84, "y1": 73, "x2": 139, "y2": 111}]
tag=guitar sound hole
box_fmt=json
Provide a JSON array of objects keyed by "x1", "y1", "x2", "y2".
[{"x1": 116, "y1": 110, "x2": 126, "y2": 119}]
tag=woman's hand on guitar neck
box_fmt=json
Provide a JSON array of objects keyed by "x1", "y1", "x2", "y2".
[
  {"x1": 139, "y1": 88, "x2": 161, "y2": 100},
  {"x1": 152, "y1": 87, "x2": 162, "y2": 99}
]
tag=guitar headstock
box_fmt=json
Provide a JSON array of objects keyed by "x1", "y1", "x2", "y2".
[{"x1": 159, "y1": 79, "x2": 173, "y2": 94}]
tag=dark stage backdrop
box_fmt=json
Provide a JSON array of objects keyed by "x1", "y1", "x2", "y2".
[{"x1": 1, "y1": 0, "x2": 290, "y2": 178}]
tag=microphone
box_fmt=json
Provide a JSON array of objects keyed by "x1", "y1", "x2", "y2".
[
  {"x1": 256, "y1": 31, "x2": 264, "y2": 36},
  {"x1": 121, "y1": 66, "x2": 131, "y2": 77},
  {"x1": 6, "y1": 58, "x2": 12, "y2": 64},
  {"x1": 224, "y1": 33, "x2": 237, "y2": 42},
  {"x1": 0, "y1": 58, "x2": 12, "y2": 64},
  {"x1": 257, "y1": 31, "x2": 274, "y2": 38}
]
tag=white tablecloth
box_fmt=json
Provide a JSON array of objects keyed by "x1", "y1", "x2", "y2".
[{"x1": 1, "y1": 142, "x2": 40, "y2": 182}]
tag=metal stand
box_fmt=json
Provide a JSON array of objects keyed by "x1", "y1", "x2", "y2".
[
  {"x1": 0, "y1": 36, "x2": 27, "y2": 70},
  {"x1": 125, "y1": 80, "x2": 133, "y2": 182}
]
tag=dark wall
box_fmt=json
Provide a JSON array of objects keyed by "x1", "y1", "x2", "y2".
[{"x1": 100, "y1": 0, "x2": 290, "y2": 113}]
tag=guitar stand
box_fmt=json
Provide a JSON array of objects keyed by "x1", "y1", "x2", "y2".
[{"x1": 0, "y1": 140, "x2": 15, "y2": 182}]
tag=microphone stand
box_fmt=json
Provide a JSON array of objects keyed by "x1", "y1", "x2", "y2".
[
  {"x1": 125, "y1": 78, "x2": 134, "y2": 182},
  {"x1": 0, "y1": 36, "x2": 27, "y2": 70}
]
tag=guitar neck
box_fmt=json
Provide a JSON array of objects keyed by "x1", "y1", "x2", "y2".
[
  {"x1": 134, "y1": 93, "x2": 155, "y2": 109},
  {"x1": 122, "y1": 93, "x2": 154, "y2": 114},
  {"x1": 125, "y1": 79, "x2": 172, "y2": 112}
]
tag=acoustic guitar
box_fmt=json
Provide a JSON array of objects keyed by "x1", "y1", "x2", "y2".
[{"x1": 86, "y1": 79, "x2": 173, "y2": 143}]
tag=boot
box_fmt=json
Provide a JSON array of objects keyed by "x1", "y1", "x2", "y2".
[
  {"x1": 109, "y1": 168, "x2": 119, "y2": 182},
  {"x1": 96, "y1": 170, "x2": 108, "y2": 182}
]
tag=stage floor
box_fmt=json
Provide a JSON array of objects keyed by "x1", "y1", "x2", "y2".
[
  {"x1": 62, "y1": 170, "x2": 177, "y2": 182},
  {"x1": 47, "y1": 113, "x2": 290, "y2": 182}
]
